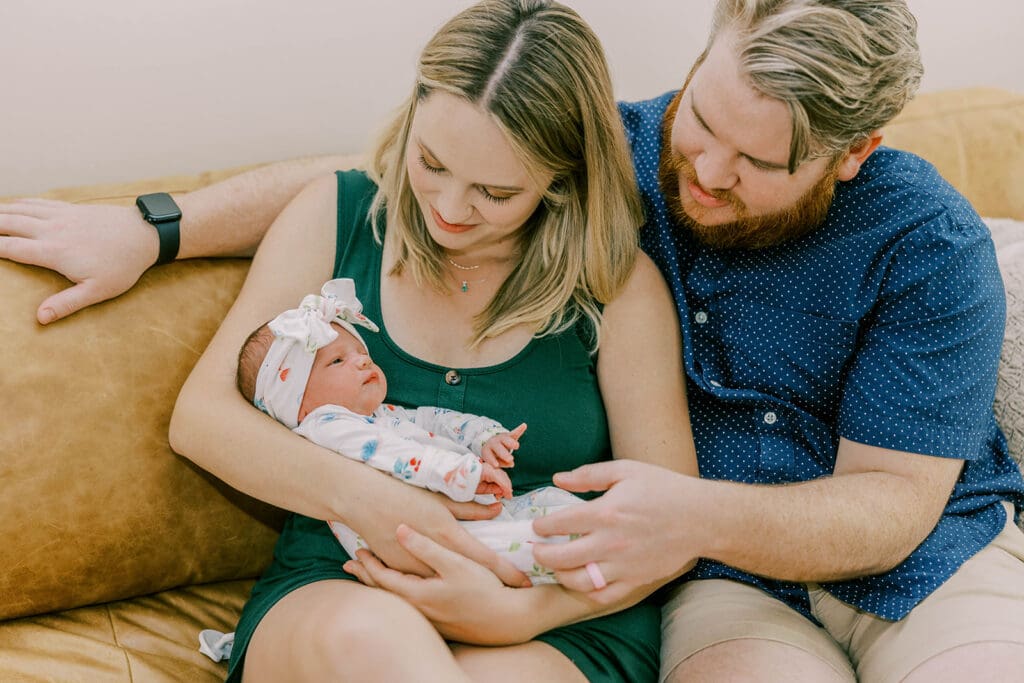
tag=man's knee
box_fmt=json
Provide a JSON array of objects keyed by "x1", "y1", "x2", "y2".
[
  {"x1": 901, "y1": 642, "x2": 1024, "y2": 683},
  {"x1": 661, "y1": 580, "x2": 855, "y2": 682},
  {"x1": 665, "y1": 639, "x2": 854, "y2": 683}
]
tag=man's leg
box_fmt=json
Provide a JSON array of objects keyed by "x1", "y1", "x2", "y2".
[
  {"x1": 825, "y1": 504, "x2": 1024, "y2": 683},
  {"x1": 660, "y1": 579, "x2": 855, "y2": 683}
]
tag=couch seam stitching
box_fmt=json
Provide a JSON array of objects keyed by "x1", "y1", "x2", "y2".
[{"x1": 105, "y1": 604, "x2": 135, "y2": 682}]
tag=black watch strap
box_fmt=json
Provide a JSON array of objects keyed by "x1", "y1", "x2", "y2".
[
  {"x1": 153, "y1": 218, "x2": 181, "y2": 266},
  {"x1": 136, "y1": 192, "x2": 182, "y2": 266}
]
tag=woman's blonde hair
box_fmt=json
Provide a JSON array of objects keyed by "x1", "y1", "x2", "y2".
[
  {"x1": 368, "y1": 0, "x2": 642, "y2": 350},
  {"x1": 708, "y1": 0, "x2": 923, "y2": 172}
]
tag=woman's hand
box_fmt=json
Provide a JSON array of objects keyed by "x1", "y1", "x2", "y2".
[
  {"x1": 0, "y1": 199, "x2": 158, "y2": 323},
  {"x1": 344, "y1": 524, "x2": 538, "y2": 645},
  {"x1": 352, "y1": 488, "x2": 529, "y2": 587}
]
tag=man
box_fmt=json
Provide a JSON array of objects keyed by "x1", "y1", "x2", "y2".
[
  {"x1": 2, "y1": 1, "x2": 1022, "y2": 680},
  {"x1": 531, "y1": 2, "x2": 1024, "y2": 680}
]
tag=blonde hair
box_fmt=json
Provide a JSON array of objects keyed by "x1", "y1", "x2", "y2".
[
  {"x1": 368, "y1": 0, "x2": 642, "y2": 350},
  {"x1": 709, "y1": 0, "x2": 923, "y2": 172}
]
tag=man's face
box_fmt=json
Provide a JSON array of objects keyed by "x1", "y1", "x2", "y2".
[{"x1": 661, "y1": 31, "x2": 840, "y2": 249}]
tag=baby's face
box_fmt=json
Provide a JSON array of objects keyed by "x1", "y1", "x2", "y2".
[{"x1": 298, "y1": 325, "x2": 387, "y2": 420}]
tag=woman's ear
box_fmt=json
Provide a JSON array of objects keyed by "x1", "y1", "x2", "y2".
[{"x1": 836, "y1": 131, "x2": 884, "y2": 182}]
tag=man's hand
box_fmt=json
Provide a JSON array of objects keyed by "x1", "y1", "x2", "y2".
[
  {"x1": 531, "y1": 459, "x2": 698, "y2": 604},
  {"x1": 0, "y1": 199, "x2": 158, "y2": 323}
]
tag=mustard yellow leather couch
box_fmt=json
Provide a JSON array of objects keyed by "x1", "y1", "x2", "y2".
[{"x1": 1, "y1": 88, "x2": 1022, "y2": 681}]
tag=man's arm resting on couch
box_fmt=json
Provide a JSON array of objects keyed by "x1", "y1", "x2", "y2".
[{"x1": 0, "y1": 154, "x2": 353, "y2": 324}]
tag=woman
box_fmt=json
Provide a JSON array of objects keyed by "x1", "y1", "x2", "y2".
[{"x1": 169, "y1": 1, "x2": 695, "y2": 680}]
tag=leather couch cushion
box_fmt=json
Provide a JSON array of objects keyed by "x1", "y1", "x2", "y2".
[
  {"x1": 0, "y1": 172, "x2": 286, "y2": 621},
  {"x1": 883, "y1": 87, "x2": 1024, "y2": 221},
  {"x1": 0, "y1": 580, "x2": 250, "y2": 681}
]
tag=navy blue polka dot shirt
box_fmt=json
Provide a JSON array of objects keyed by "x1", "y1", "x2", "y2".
[{"x1": 620, "y1": 91, "x2": 1024, "y2": 621}]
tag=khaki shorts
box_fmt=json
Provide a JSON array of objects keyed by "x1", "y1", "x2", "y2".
[{"x1": 661, "y1": 503, "x2": 1024, "y2": 683}]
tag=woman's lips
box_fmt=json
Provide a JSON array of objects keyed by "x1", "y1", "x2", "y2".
[
  {"x1": 431, "y1": 207, "x2": 474, "y2": 233},
  {"x1": 687, "y1": 181, "x2": 730, "y2": 208}
]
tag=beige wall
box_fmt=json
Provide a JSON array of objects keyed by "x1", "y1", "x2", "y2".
[{"x1": 3, "y1": 0, "x2": 1022, "y2": 196}]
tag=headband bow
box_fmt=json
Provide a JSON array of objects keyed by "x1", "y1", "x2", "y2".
[{"x1": 253, "y1": 278, "x2": 379, "y2": 428}]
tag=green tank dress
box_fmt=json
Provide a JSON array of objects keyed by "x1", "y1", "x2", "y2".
[{"x1": 226, "y1": 170, "x2": 660, "y2": 682}]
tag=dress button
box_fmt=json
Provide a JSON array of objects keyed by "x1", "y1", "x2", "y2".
[
  {"x1": 695, "y1": 311, "x2": 708, "y2": 324},
  {"x1": 444, "y1": 370, "x2": 461, "y2": 386},
  {"x1": 709, "y1": 380, "x2": 722, "y2": 388},
  {"x1": 763, "y1": 411, "x2": 777, "y2": 425}
]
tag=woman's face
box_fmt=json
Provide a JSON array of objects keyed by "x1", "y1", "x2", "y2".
[{"x1": 405, "y1": 91, "x2": 551, "y2": 258}]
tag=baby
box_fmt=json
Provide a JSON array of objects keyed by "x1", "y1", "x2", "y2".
[{"x1": 236, "y1": 278, "x2": 581, "y2": 582}]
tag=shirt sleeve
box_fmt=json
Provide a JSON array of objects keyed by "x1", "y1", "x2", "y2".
[
  {"x1": 295, "y1": 409, "x2": 484, "y2": 502},
  {"x1": 838, "y1": 212, "x2": 1006, "y2": 459},
  {"x1": 405, "y1": 406, "x2": 507, "y2": 456}
]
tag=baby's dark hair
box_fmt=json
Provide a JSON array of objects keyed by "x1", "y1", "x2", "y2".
[{"x1": 237, "y1": 322, "x2": 276, "y2": 404}]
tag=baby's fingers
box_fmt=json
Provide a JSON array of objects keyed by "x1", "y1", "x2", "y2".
[
  {"x1": 493, "y1": 469, "x2": 513, "y2": 499},
  {"x1": 478, "y1": 450, "x2": 501, "y2": 468}
]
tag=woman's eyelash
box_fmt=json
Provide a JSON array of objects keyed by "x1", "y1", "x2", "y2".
[
  {"x1": 417, "y1": 153, "x2": 512, "y2": 204},
  {"x1": 418, "y1": 154, "x2": 443, "y2": 174},
  {"x1": 480, "y1": 188, "x2": 511, "y2": 205}
]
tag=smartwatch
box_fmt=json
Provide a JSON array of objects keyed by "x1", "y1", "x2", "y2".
[{"x1": 136, "y1": 192, "x2": 182, "y2": 266}]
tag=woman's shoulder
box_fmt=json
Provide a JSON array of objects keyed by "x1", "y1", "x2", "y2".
[
  {"x1": 334, "y1": 168, "x2": 378, "y2": 196},
  {"x1": 599, "y1": 252, "x2": 677, "y2": 337},
  {"x1": 296, "y1": 169, "x2": 378, "y2": 213},
  {"x1": 612, "y1": 252, "x2": 671, "y2": 307}
]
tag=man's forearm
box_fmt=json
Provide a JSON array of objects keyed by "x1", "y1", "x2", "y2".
[
  {"x1": 694, "y1": 470, "x2": 949, "y2": 582},
  {"x1": 174, "y1": 155, "x2": 358, "y2": 259}
]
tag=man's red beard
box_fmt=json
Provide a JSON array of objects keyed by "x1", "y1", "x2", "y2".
[{"x1": 658, "y1": 89, "x2": 840, "y2": 250}]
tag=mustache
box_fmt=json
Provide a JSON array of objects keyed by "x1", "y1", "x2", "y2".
[{"x1": 666, "y1": 149, "x2": 736, "y2": 205}]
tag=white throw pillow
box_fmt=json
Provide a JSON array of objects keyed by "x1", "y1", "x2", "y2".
[{"x1": 983, "y1": 217, "x2": 1024, "y2": 480}]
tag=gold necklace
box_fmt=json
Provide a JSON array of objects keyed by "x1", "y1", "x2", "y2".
[
  {"x1": 447, "y1": 257, "x2": 480, "y2": 271},
  {"x1": 446, "y1": 258, "x2": 484, "y2": 293}
]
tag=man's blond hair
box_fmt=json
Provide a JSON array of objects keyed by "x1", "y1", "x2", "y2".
[{"x1": 709, "y1": 0, "x2": 923, "y2": 172}]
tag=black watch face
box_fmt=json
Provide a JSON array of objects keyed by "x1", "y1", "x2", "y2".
[{"x1": 138, "y1": 193, "x2": 181, "y2": 221}]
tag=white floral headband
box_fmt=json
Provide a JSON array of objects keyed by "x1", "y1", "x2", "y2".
[{"x1": 253, "y1": 278, "x2": 379, "y2": 428}]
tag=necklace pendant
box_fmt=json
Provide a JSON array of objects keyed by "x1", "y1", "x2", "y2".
[{"x1": 461, "y1": 280, "x2": 469, "y2": 293}]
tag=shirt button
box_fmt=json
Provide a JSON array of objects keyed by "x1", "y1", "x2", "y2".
[
  {"x1": 444, "y1": 370, "x2": 461, "y2": 386},
  {"x1": 709, "y1": 380, "x2": 722, "y2": 387},
  {"x1": 763, "y1": 411, "x2": 777, "y2": 425},
  {"x1": 694, "y1": 311, "x2": 708, "y2": 324}
]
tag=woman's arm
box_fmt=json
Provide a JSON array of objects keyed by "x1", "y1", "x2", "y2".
[
  {"x1": 597, "y1": 252, "x2": 696, "y2": 475},
  {"x1": 0, "y1": 155, "x2": 351, "y2": 324},
  {"x1": 346, "y1": 254, "x2": 696, "y2": 640},
  {"x1": 168, "y1": 174, "x2": 524, "y2": 582}
]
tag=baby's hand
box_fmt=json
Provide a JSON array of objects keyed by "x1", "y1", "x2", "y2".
[
  {"x1": 480, "y1": 423, "x2": 527, "y2": 468},
  {"x1": 476, "y1": 462, "x2": 513, "y2": 499}
]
